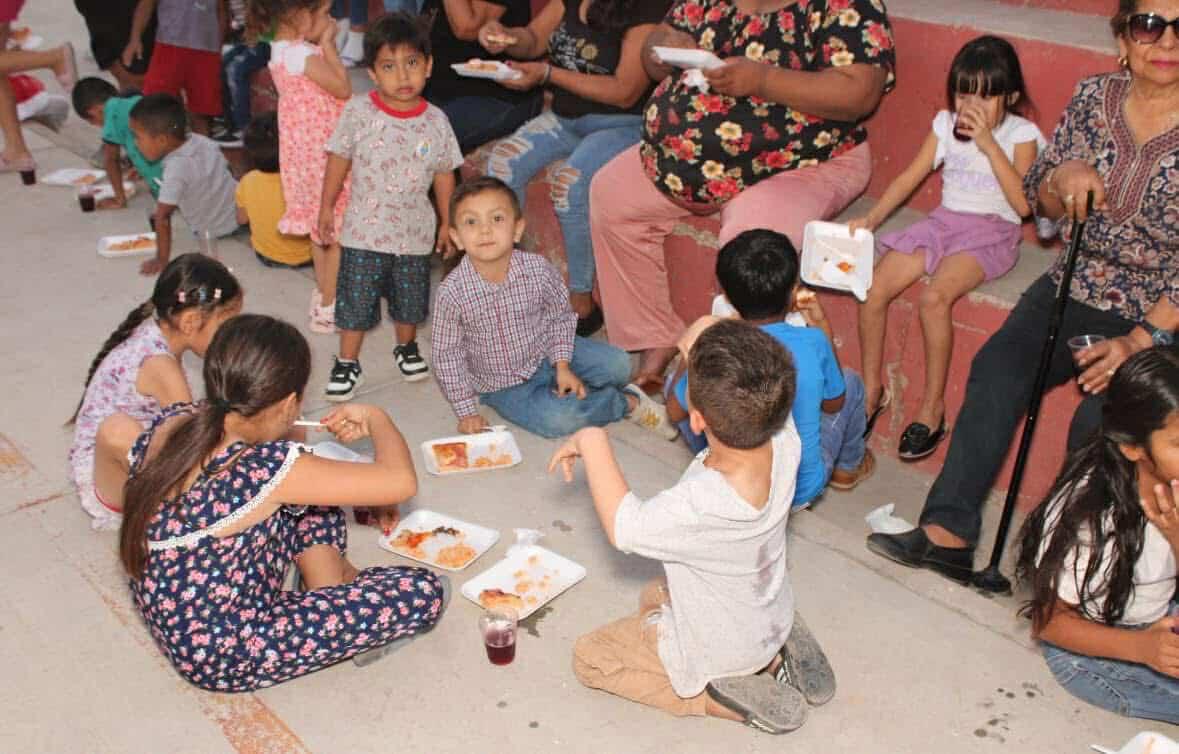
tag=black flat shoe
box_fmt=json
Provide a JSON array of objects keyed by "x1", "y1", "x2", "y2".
[
  {"x1": 898, "y1": 419, "x2": 946, "y2": 460},
  {"x1": 863, "y1": 387, "x2": 892, "y2": 439},
  {"x1": 865, "y1": 528, "x2": 974, "y2": 584},
  {"x1": 575, "y1": 305, "x2": 604, "y2": 337}
]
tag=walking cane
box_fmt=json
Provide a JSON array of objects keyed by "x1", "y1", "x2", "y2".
[{"x1": 971, "y1": 192, "x2": 1093, "y2": 594}]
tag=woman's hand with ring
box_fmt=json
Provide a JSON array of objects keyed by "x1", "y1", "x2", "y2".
[
  {"x1": 1050, "y1": 160, "x2": 1108, "y2": 221},
  {"x1": 1076, "y1": 334, "x2": 1141, "y2": 394}
]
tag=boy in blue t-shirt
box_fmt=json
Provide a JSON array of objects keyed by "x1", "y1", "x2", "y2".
[{"x1": 667, "y1": 229, "x2": 874, "y2": 508}]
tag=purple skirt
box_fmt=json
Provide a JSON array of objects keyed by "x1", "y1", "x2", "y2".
[{"x1": 877, "y1": 206, "x2": 1022, "y2": 282}]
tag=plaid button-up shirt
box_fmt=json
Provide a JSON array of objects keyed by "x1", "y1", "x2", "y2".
[{"x1": 433, "y1": 251, "x2": 577, "y2": 417}]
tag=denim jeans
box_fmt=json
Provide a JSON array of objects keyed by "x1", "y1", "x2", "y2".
[
  {"x1": 434, "y1": 92, "x2": 545, "y2": 156},
  {"x1": 383, "y1": 0, "x2": 424, "y2": 11},
  {"x1": 331, "y1": 0, "x2": 368, "y2": 25},
  {"x1": 221, "y1": 42, "x2": 271, "y2": 131},
  {"x1": 480, "y1": 336, "x2": 632, "y2": 438},
  {"x1": 488, "y1": 111, "x2": 643, "y2": 294},
  {"x1": 1042, "y1": 633, "x2": 1179, "y2": 725},
  {"x1": 819, "y1": 368, "x2": 867, "y2": 475},
  {"x1": 919, "y1": 274, "x2": 1135, "y2": 545}
]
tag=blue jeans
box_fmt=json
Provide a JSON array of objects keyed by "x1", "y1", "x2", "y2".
[
  {"x1": 435, "y1": 93, "x2": 545, "y2": 156},
  {"x1": 487, "y1": 111, "x2": 643, "y2": 294},
  {"x1": 1042, "y1": 634, "x2": 1179, "y2": 725},
  {"x1": 819, "y1": 368, "x2": 867, "y2": 476},
  {"x1": 383, "y1": 0, "x2": 424, "y2": 11},
  {"x1": 480, "y1": 337, "x2": 632, "y2": 438},
  {"x1": 331, "y1": 0, "x2": 368, "y2": 25},
  {"x1": 221, "y1": 42, "x2": 271, "y2": 131}
]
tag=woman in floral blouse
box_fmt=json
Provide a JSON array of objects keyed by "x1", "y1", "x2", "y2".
[
  {"x1": 589, "y1": 0, "x2": 896, "y2": 386},
  {"x1": 867, "y1": 0, "x2": 1179, "y2": 585}
]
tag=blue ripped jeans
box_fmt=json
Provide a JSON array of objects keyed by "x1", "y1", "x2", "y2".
[
  {"x1": 487, "y1": 111, "x2": 643, "y2": 294},
  {"x1": 221, "y1": 41, "x2": 271, "y2": 131},
  {"x1": 480, "y1": 336, "x2": 632, "y2": 438},
  {"x1": 1041, "y1": 622, "x2": 1179, "y2": 726}
]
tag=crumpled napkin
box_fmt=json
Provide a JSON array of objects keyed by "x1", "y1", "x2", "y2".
[
  {"x1": 683, "y1": 68, "x2": 709, "y2": 92},
  {"x1": 865, "y1": 503, "x2": 915, "y2": 535}
]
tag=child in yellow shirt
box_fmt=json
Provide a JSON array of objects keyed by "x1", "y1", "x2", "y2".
[{"x1": 236, "y1": 112, "x2": 312, "y2": 269}]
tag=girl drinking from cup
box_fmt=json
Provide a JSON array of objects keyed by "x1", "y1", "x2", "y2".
[
  {"x1": 848, "y1": 35, "x2": 1044, "y2": 459},
  {"x1": 1016, "y1": 347, "x2": 1179, "y2": 724}
]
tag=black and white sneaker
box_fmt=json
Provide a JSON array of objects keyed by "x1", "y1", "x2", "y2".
[
  {"x1": 325, "y1": 357, "x2": 364, "y2": 401},
  {"x1": 394, "y1": 341, "x2": 430, "y2": 382},
  {"x1": 210, "y1": 120, "x2": 244, "y2": 148}
]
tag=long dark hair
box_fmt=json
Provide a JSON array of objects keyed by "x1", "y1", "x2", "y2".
[
  {"x1": 946, "y1": 35, "x2": 1032, "y2": 120},
  {"x1": 1111, "y1": 0, "x2": 1137, "y2": 36},
  {"x1": 1016, "y1": 347, "x2": 1179, "y2": 631},
  {"x1": 71, "y1": 254, "x2": 241, "y2": 424},
  {"x1": 119, "y1": 315, "x2": 312, "y2": 578},
  {"x1": 586, "y1": 0, "x2": 665, "y2": 32}
]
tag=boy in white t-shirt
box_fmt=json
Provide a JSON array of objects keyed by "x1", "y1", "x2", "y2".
[{"x1": 550, "y1": 318, "x2": 836, "y2": 734}]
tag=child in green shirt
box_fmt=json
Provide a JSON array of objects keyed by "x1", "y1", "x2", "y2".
[{"x1": 72, "y1": 77, "x2": 165, "y2": 206}]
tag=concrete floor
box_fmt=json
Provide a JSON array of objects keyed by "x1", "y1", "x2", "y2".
[{"x1": 2, "y1": 2, "x2": 1176, "y2": 752}]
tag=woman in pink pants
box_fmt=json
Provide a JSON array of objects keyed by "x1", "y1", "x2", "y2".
[{"x1": 590, "y1": 0, "x2": 896, "y2": 387}]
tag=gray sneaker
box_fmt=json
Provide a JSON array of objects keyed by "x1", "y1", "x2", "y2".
[
  {"x1": 774, "y1": 613, "x2": 836, "y2": 706},
  {"x1": 707, "y1": 674, "x2": 807, "y2": 734}
]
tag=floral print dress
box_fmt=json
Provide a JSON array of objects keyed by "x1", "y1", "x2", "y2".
[
  {"x1": 1023, "y1": 72, "x2": 1179, "y2": 322},
  {"x1": 70, "y1": 318, "x2": 175, "y2": 531},
  {"x1": 641, "y1": 0, "x2": 895, "y2": 206},
  {"x1": 269, "y1": 40, "x2": 351, "y2": 245},
  {"x1": 127, "y1": 404, "x2": 444, "y2": 692}
]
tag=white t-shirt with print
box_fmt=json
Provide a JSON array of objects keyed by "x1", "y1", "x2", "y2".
[
  {"x1": 613, "y1": 421, "x2": 802, "y2": 697},
  {"x1": 933, "y1": 110, "x2": 1046, "y2": 224},
  {"x1": 1037, "y1": 486, "x2": 1178, "y2": 626}
]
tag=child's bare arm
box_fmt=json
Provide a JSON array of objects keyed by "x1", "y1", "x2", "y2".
[
  {"x1": 304, "y1": 55, "x2": 351, "y2": 100},
  {"x1": 100, "y1": 144, "x2": 127, "y2": 208},
  {"x1": 433, "y1": 169, "x2": 457, "y2": 257},
  {"x1": 548, "y1": 427, "x2": 630, "y2": 545},
  {"x1": 143, "y1": 203, "x2": 176, "y2": 276},
  {"x1": 982, "y1": 139, "x2": 1037, "y2": 218},
  {"x1": 236, "y1": 204, "x2": 249, "y2": 225},
  {"x1": 1038, "y1": 599, "x2": 1179, "y2": 679},
  {"x1": 317, "y1": 153, "x2": 351, "y2": 244},
  {"x1": 847, "y1": 131, "x2": 938, "y2": 233}
]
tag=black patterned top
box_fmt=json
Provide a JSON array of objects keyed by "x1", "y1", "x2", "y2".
[
  {"x1": 1024, "y1": 72, "x2": 1179, "y2": 322},
  {"x1": 640, "y1": 0, "x2": 895, "y2": 206}
]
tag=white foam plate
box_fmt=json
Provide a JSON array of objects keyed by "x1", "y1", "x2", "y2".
[
  {"x1": 378, "y1": 509, "x2": 500, "y2": 571},
  {"x1": 93, "y1": 181, "x2": 138, "y2": 201},
  {"x1": 97, "y1": 232, "x2": 157, "y2": 258},
  {"x1": 461, "y1": 545, "x2": 586, "y2": 619},
  {"x1": 451, "y1": 61, "x2": 522, "y2": 81},
  {"x1": 43, "y1": 168, "x2": 106, "y2": 187},
  {"x1": 420, "y1": 426, "x2": 522, "y2": 475},
  {"x1": 1093, "y1": 732, "x2": 1179, "y2": 754},
  {"x1": 652, "y1": 46, "x2": 725, "y2": 70},
  {"x1": 309, "y1": 439, "x2": 371, "y2": 463},
  {"x1": 801, "y1": 220, "x2": 874, "y2": 301}
]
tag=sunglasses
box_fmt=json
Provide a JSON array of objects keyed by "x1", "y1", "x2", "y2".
[{"x1": 1127, "y1": 13, "x2": 1179, "y2": 44}]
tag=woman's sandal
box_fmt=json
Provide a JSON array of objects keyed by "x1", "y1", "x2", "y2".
[
  {"x1": 353, "y1": 574, "x2": 451, "y2": 667},
  {"x1": 863, "y1": 386, "x2": 892, "y2": 439},
  {"x1": 706, "y1": 674, "x2": 808, "y2": 734},
  {"x1": 897, "y1": 418, "x2": 946, "y2": 461}
]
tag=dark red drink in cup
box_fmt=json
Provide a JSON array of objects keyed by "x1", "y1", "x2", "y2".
[
  {"x1": 78, "y1": 186, "x2": 96, "y2": 212},
  {"x1": 479, "y1": 607, "x2": 518, "y2": 666},
  {"x1": 952, "y1": 113, "x2": 972, "y2": 142},
  {"x1": 19, "y1": 169, "x2": 35, "y2": 185}
]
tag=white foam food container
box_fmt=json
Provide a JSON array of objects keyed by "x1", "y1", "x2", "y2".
[
  {"x1": 461, "y1": 545, "x2": 586, "y2": 619},
  {"x1": 92, "y1": 181, "x2": 138, "y2": 201},
  {"x1": 1094, "y1": 732, "x2": 1179, "y2": 754},
  {"x1": 378, "y1": 509, "x2": 500, "y2": 572},
  {"x1": 652, "y1": 46, "x2": 725, "y2": 70},
  {"x1": 801, "y1": 220, "x2": 874, "y2": 301},
  {"x1": 97, "y1": 232, "x2": 157, "y2": 258},
  {"x1": 44, "y1": 168, "x2": 107, "y2": 187},
  {"x1": 450, "y1": 61, "x2": 522, "y2": 81},
  {"x1": 420, "y1": 426, "x2": 522, "y2": 476},
  {"x1": 308, "y1": 439, "x2": 371, "y2": 463}
]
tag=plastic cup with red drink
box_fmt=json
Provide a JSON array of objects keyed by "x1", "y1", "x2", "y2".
[
  {"x1": 479, "y1": 607, "x2": 518, "y2": 665},
  {"x1": 77, "y1": 185, "x2": 96, "y2": 213}
]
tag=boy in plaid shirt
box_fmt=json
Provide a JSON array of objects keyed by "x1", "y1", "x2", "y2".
[{"x1": 433, "y1": 176, "x2": 677, "y2": 439}]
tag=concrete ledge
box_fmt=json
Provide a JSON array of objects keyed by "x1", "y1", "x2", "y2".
[{"x1": 886, "y1": 0, "x2": 1116, "y2": 54}]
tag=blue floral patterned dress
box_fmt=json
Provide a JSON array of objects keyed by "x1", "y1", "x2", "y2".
[{"x1": 126, "y1": 404, "x2": 445, "y2": 692}]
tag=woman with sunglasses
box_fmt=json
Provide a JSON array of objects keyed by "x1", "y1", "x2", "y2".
[{"x1": 867, "y1": 0, "x2": 1179, "y2": 585}]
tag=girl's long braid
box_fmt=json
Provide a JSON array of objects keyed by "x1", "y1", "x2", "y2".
[{"x1": 70, "y1": 301, "x2": 156, "y2": 424}]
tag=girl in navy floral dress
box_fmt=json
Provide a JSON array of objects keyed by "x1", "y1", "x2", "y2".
[{"x1": 113, "y1": 314, "x2": 445, "y2": 691}]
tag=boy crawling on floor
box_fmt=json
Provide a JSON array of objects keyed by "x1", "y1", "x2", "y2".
[{"x1": 548, "y1": 317, "x2": 837, "y2": 734}]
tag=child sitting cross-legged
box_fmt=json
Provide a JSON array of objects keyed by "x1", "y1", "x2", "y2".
[
  {"x1": 552, "y1": 317, "x2": 836, "y2": 733},
  {"x1": 236, "y1": 112, "x2": 313, "y2": 270},
  {"x1": 433, "y1": 176, "x2": 675, "y2": 439},
  {"x1": 133, "y1": 94, "x2": 241, "y2": 276},
  {"x1": 667, "y1": 230, "x2": 874, "y2": 509}
]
